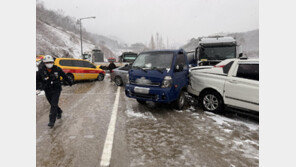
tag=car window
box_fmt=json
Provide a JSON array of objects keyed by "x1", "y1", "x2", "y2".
[
  {"x1": 175, "y1": 54, "x2": 187, "y2": 70},
  {"x1": 73, "y1": 60, "x2": 84, "y2": 67},
  {"x1": 59, "y1": 60, "x2": 73, "y2": 66},
  {"x1": 236, "y1": 63, "x2": 259, "y2": 81},
  {"x1": 89, "y1": 63, "x2": 96, "y2": 68},
  {"x1": 82, "y1": 61, "x2": 95, "y2": 68},
  {"x1": 222, "y1": 61, "x2": 234, "y2": 74}
]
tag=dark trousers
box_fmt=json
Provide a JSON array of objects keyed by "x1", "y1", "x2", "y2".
[{"x1": 45, "y1": 89, "x2": 62, "y2": 123}]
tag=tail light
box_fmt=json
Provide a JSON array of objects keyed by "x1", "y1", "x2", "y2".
[{"x1": 214, "y1": 65, "x2": 225, "y2": 68}]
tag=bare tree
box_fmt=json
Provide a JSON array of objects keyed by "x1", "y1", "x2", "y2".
[{"x1": 149, "y1": 35, "x2": 155, "y2": 49}]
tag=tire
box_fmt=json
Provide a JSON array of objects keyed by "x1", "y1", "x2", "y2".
[
  {"x1": 66, "y1": 73, "x2": 75, "y2": 84},
  {"x1": 114, "y1": 76, "x2": 123, "y2": 86},
  {"x1": 174, "y1": 90, "x2": 186, "y2": 110},
  {"x1": 137, "y1": 99, "x2": 146, "y2": 105},
  {"x1": 97, "y1": 73, "x2": 105, "y2": 81},
  {"x1": 200, "y1": 90, "x2": 224, "y2": 113}
]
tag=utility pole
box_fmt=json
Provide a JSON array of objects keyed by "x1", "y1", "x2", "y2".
[
  {"x1": 78, "y1": 16, "x2": 96, "y2": 58},
  {"x1": 79, "y1": 20, "x2": 83, "y2": 58}
]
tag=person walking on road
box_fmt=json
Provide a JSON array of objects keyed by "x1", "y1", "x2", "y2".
[
  {"x1": 108, "y1": 61, "x2": 117, "y2": 73},
  {"x1": 36, "y1": 55, "x2": 73, "y2": 128}
]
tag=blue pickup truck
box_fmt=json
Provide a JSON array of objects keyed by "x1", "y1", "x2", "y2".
[{"x1": 125, "y1": 49, "x2": 192, "y2": 109}]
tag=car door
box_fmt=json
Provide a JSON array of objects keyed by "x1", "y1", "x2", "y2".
[
  {"x1": 224, "y1": 61, "x2": 259, "y2": 112},
  {"x1": 120, "y1": 65, "x2": 130, "y2": 83},
  {"x1": 82, "y1": 61, "x2": 98, "y2": 79},
  {"x1": 173, "y1": 53, "x2": 189, "y2": 98},
  {"x1": 71, "y1": 60, "x2": 84, "y2": 80}
]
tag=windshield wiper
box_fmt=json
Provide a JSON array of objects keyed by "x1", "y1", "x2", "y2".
[{"x1": 133, "y1": 66, "x2": 147, "y2": 73}]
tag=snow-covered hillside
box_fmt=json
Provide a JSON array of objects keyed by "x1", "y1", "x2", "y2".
[
  {"x1": 36, "y1": 2, "x2": 150, "y2": 60},
  {"x1": 36, "y1": 3, "x2": 119, "y2": 60},
  {"x1": 37, "y1": 20, "x2": 95, "y2": 59}
]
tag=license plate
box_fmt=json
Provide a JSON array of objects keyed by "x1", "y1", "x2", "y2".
[{"x1": 134, "y1": 87, "x2": 150, "y2": 94}]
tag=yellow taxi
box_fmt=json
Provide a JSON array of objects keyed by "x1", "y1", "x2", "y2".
[{"x1": 54, "y1": 58, "x2": 105, "y2": 82}]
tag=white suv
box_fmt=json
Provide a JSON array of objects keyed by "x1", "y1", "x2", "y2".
[{"x1": 188, "y1": 58, "x2": 259, "y2": 114}]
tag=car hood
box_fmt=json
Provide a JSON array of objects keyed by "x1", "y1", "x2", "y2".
[
  {"x1": 129, "y1": 69, "x2": 171, "y2": 86},
  {"x1": 190, "y1": 66, "x2": 224, "y2": 75}
]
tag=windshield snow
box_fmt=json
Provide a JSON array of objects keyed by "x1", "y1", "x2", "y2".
[{"x1": 132, "y1": 52, "x2": 173, "y2": 69}]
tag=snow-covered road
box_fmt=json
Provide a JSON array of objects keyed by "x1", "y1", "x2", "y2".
[{"x1": 36, "y1": 75, "x2": 258, "y2": 167}]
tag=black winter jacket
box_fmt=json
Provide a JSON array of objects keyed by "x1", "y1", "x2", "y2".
[
  {"x1": 108, "y1": 62, "x2": 117, "y2": 71},
  {"x1": 36, "y1": 64, "x2": 72, "y2": 91}
]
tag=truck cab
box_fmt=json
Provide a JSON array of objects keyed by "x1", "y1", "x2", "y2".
[
  {"x1": 82, "y1": 53, "x2": 92, "y2": 62},
  {"x1": 125, "y1": 49, "x2": 189, "y2": 109},
  {"x1": 108, "y1": 57, "x2": 116, "y2": 63},
  {"x1": 119, "y1": 52, "x2": 138, "y2": 63},
  {"x1": 196, "y1": 36, "x2": 242, "y2": 66}
]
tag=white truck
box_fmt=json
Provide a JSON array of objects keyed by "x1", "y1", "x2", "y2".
[
  {"x1": 188, "y1": 57, "x2": 259, "y2": 115},
  {"x1": 195, "y1": 36, "x2": 243, "y2": 66}
]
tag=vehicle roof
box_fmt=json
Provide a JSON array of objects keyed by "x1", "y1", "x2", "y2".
[
  {"x1": 186, "y1": 50, "x2": 195, "y2": 54},
  {"x1": 199, "y1": 36, "x2": 236, "y2": 44},
  {"x1": 55, "y1": 58, "x2": 89, "y2": 61},
  {"x1": 140, "y1": 49, "x2": 184, "y2": 54},
  {"x1": 220, "y1": 58, "x2": 259, "y2": 62},
  {"x1": 238, "y1": 58, "x2": 259, "y2": 62},
  {"x1": 122, "y1": 51, "x2": 137, "y2": 54}
]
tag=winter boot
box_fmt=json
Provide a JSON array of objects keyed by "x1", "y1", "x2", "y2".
[
  {"x1": 48, "y1": 122, "x2": 54, "y2": 128},
  {"x1": 57, "y1": 113, "x2": 62, "y2": 119}
]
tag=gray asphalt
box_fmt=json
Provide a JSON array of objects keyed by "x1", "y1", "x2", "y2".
[{"x1": 36, "y1": 75, "x2": 259, "y2": 167}]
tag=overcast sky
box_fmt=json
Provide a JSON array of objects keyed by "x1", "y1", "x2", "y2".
[{"x1": 42, "y1": 0, "x2": 258, "y2": 46}]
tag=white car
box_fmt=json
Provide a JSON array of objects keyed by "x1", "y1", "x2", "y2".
[{"x1": 188, "y1": 58, "x2": 259, "y2": 114}]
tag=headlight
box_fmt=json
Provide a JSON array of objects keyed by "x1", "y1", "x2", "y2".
[
  {"x1": 161, "y1": 76, "x2": 172, "y2": 88},
  {"x1": 126, "y1": 73, "x2": 130, "y2": 84}
]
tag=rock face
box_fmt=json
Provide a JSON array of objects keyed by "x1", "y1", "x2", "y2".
[{"x1": 182, "y1": 29, "x2": 259, "y2": 58}]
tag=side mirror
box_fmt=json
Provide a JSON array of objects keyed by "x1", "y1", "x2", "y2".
[
  {"x1": 239, "y1": 53, "x2": 243, "y2": 57},
  {"x1": 174, "y1": 64, "x2": 184, "y2": 72},
  {"x1": 238, "y1": 45, "x2": 243, "y2": 57},
  {"x1": 174, "y1": 65, "x2": 179, "y2": 72}
]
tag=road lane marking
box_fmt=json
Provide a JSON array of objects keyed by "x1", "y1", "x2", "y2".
[{"x1": 100, "y1": 87, "x2": 120, "y2": 167}]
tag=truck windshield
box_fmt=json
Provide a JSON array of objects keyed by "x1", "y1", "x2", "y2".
[
  {"x1": 200, "y1": 46, "x2": 236, "y2": 60},
  {"x1": 124, "y1": 54, "x2": 137, "y2": 62},
  {"x1": 133, "y1": 52, "x2": 173, "y2": 69}
]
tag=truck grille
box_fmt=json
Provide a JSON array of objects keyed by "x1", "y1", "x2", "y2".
[
  {"x1": 130, "y1": 80, "x2": 160, "y2": 87},
  {"x1": 131, "y1": 92, "x2": 158, "y2": 100}
]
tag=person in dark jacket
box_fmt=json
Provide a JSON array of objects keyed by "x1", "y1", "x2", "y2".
[
  {"x1": 36, "y1": 55, "x2": 73, "y2": 128},
  {"x1": 108, "y1": 61, "x2": 117, "y2": 73}
]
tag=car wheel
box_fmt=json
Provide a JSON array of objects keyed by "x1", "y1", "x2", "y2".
[
  {"x1": 66, "y1": 73, "x2": 75, "y2": 84},
  {"x1": 200, "y1": 90, "x2": 224, "y2": 113},
  {"x1": 174, "y1": 90, "x2": 186, "y2": 110},
  {"x1": 137, "y1": 99, "x2": 146, "y2": 105},
  {"x1": 97, "y1": 73, "x2": 104, "y2": 81},
  {"x1": 115, "y1": 76, "x2": 123, "y2": 86}
]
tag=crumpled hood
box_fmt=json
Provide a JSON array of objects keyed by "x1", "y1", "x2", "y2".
[{"x1": 190, "y1": 66, "x2": 224, "y2": 75}]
